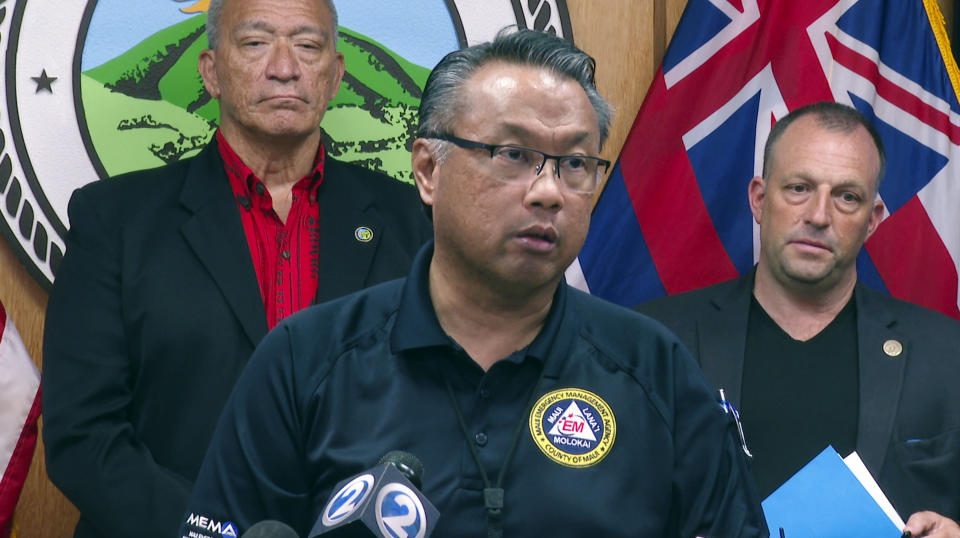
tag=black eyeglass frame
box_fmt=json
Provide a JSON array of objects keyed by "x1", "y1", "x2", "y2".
[{"x1": 425, "y1": 133, "x2": 611, "y2": 193}]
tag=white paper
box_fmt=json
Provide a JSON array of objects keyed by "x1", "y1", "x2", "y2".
[{"x1": 843, "y1": 451, "x2": 905, "y2": 529}]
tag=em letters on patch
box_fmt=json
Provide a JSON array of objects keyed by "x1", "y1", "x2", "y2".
[{"x1": 529, "y1": 388, "x2": 616, "y2": 468}]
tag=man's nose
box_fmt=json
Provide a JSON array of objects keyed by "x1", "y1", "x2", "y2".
[
  {"x1": 265, "y1": 41, "x2": 301, "y2": 81},
  {"x1": 804, "y1": 188, "x2": 832, "y2": 227},
  {"x1": 525, "y1": 158, "x2": 564, "y2": 211}
]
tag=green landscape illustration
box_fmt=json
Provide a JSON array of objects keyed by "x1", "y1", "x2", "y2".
[{"x1": 82, "y1": 13, "x2": 431, "y2": 183}]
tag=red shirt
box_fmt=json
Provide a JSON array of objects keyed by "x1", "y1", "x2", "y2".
[{"x1": 217, "y1": 131, "x2": 324, "y2": 329}]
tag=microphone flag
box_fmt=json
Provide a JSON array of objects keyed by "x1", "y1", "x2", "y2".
[{"x1": 309, "y1": 462, "x2": 438, "y2": 538}]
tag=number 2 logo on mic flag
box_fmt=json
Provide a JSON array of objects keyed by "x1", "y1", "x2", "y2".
[
  {"x1": 321, "y1": 474, "x2": 375, "y2": 526},
  {"x1": 375, "y1": 483, "x2": 428, "y2": 538}
]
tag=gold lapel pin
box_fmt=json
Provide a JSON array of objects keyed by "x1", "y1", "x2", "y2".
[
  {"x1": 354, "y1": 226, "x2": 373, "y2": 243},
  {"x1": 882, "y1": 339, "x2": 902, "y2": 357}
]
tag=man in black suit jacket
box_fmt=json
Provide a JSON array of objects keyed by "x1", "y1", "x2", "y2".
[
  {"x1": 41, "y1": 1, "x2": 430, "y2": 537},
  {"x1": 638, "y1": 102, "x2": 960, "y2": 537}
]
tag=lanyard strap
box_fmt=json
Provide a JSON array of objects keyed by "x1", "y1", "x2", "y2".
[{"x1": 443, "y1": 360, "x2": 549, "y2": 538}]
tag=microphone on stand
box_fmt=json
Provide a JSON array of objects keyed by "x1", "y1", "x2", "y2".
[{"x1": 308, "y1": 451, "x2": 439, "y2": 537}]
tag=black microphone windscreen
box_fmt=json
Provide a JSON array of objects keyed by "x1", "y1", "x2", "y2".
[
  {"x1": 378, "y1": 450, "x2": 425, "y2": 489},
  {"x1": 241, "y1": 520, "x2": 299, "y2": 538}
]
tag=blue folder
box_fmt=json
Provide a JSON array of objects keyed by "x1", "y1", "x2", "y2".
[{"x1": 761, "y1": 446, "x2": 902, "y2": 538}]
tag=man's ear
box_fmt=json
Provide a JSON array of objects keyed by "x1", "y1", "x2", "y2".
[
  {"x1": 197, "y1": 49, "x2": 220, "y2": 99},
  {"x1": 327, "y1": 52, "x2": 346, "y2": 102},
  {"x1": 411, "y1": 138, "x2": 439, "y2": 209},
  {"x1": 865, "y1": 198, "x2": 886, "y2": 239},
  {"x1": 748, "y1": 176, "x2": 766, "y2": 225}
]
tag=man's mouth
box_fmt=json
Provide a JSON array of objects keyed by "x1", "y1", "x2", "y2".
[
  {"x1": 790, "y1": 238, "x2": 831, "y2": 252},
  {"x1": 516, "y1": 225, "x2": 558, "y2": 251},
  {"x1": 262, "y1": 95, "x2": 305, "y2": 104}
]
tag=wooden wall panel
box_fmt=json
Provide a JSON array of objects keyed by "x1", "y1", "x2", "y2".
[
  {"x1": 3, "y1": 0, "x2": 957, "y2": 535},
  {"x1": 568, "y1": 0, "x2": 654, "y2": 165}
]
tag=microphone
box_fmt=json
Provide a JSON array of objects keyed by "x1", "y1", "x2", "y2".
[
  {"x1": 308, "y1": 451, "x2": 439, "y2": 537},
  {"x1": 380, "y1": 450, "x2": 424, "y2": 489},
  {"x1": 242, "y1": 520, "x2": 300, "y2": 538}
]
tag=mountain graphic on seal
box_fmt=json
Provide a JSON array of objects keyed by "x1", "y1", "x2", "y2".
[{"x1": 81, "y1": 13, "x2": 431, "y2": 183}]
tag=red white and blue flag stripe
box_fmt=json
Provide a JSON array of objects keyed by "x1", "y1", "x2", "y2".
[
  {"x1": 0, "y1": 302, "x2": 40, "y2": 536},
  {"x1": 568, "y1": 0, "x2": 960, "y2": 319}
]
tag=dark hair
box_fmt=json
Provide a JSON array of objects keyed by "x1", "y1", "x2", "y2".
[
  {"x1": 417, "y1": 28, "x2": 612, "y2": 149},
  {"x1": 763, "y1": 101, "x2": 886, "y2": 189},
  {"x1": 206, "y1": 0, "x2": 339, "y2": 50}
]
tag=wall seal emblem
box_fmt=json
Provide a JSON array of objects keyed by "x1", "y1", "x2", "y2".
[{"x1": 0, "y1": 0, "x2": 572, "y2": 288}]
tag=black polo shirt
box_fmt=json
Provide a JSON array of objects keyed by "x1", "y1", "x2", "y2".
[{"x1": 180, "y1": 242, "x2": 768, "y2": 537}]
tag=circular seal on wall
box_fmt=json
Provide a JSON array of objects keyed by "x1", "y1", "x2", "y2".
[
  {"x1": 0, "y1": 0, "x2": 572, "y2": 289},
  {"x1": 529, "y1": 387, "x2": 616, "y2": 468}
]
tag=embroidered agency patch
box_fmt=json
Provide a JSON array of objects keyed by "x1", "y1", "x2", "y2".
[{"x1": 529, "y1": 388, "x2": 616, "y2": 468}]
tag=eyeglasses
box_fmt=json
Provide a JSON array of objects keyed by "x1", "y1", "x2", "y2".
[{"x1": 427, "y1": 133, "x2": 610, "y2": 194}]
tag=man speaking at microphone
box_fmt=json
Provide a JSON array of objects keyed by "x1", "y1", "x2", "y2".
[{"x1": 180, "y1": 29, "x2": 767, "y2": 537}]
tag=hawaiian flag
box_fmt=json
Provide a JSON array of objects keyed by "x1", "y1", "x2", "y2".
[
  {"x1": 0, "y1": 302, "x2": 41, "y2": 536},
  {"x1": 568, "y1": 0, "x2": 960, "y2": 320}
]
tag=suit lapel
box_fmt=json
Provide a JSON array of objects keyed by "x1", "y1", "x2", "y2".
[
  {"x1": 313, "y1": 158, "x2": 383, "y2": 304},
  {"x1": 854, "y1": 283, "x2": 907, "y2": 474},
  {"x1": 697, "y1": 273, "x2": 755, "y2": 407},
  {"x1": 179, "y1": 144, "x2": 267, "y2": 347}
]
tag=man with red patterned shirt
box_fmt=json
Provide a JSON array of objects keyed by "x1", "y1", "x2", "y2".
[{"x1": 41, "y1": 1, "x2": 430, "y2": 537}]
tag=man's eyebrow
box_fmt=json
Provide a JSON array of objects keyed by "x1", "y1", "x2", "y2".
[
  {"x1": 562, "y1": 131, "x2": 592, "y2": 146},
  {"x1": 288, "y1": 24, "x2": 327, "y2": 37},
  {"x1": 234, "y1": 20, "x2": 276, "y2": 34},
  {"x1": 832, "y1": 180, "x2": 871, "y2": 193},
  {"x1": 496, "y1": 124, "x2": 533, "y2": 139},
  {"x1": 498, "y1": 124, "x2": 594, "y2": 147},
  {"x1": 785, "y1": 172, "x2": 871, "y2": 191},
  {"x1": 233, "y1": 21, "x2": 327, "y2": 37}
]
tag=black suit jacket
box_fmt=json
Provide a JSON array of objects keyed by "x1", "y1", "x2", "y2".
[
  {"x1": 637, "y1": 271, "x2": 960, "y2": 522},
  {"x1": 42, "y1": 143, "x2": 431, "y2": 538}
]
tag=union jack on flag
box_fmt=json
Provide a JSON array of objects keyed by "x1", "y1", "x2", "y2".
[{"x1": 569, "y1": 0, "x2": 960, "y2": 319}]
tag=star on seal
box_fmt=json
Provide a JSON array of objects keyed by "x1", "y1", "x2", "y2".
[{"x1": 31, "y1": 69, "x2": 57, "y2": 93}]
